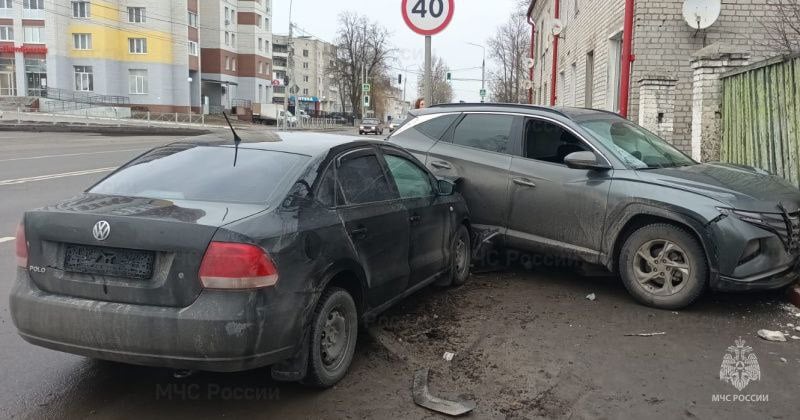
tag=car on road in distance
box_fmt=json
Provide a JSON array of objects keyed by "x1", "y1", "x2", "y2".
[
  {"x1": 390, "y1": 118, "x2": 406, "y2": 133},
  {"x1": 359, "y1": 118, "x2": 384, "y2": 135},
  {"x1": 388, "y1": 103, "x2": 800, "y2": 309},
  {"x1": 10, "y1": 132, "x2": 471, "y2": 387}
]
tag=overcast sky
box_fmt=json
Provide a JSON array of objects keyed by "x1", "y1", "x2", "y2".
[{"x1": 273, "y1": 0, "x2": 522, "y2": 103}]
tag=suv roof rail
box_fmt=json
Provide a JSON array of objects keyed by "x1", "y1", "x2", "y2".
[{"x1": 426, "y1": 102, "x2": 569, "y2": 118}]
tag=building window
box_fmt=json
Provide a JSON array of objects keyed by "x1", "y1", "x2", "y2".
[
  {"x1": 258, "y1": 38, "x2": 263, "y2": 51},
  {"x1": 72, "y1": 1, "x2": 90, "y2": 18},
  {"x1": 23, "y1": 0, "x2": 44, "y2": 9},
  {"x1": 73, "y1": 33, "x2": 92, "y2": 50},
  {"x1": 258, "y1": 84, "x2": 263, "y2": 103},
  {"x1": 224, "y1": 7, "x2": 229, "y2": 23},
  {"x1": 585, "y1": 50, "x2": 594, "y2": 108},
  {"x1": 303, "y1": 88, "x2": 309, "y2": 95},
  {"x1": 0, "y1": 0, "x2": 11, "y2": 9},
  {"x1": 264, "y1": 17, "x2": 269, "y2": 29},
  {"x1": 188, "y1": 12, "x2": 198, "y2": 28},
  {"x1": 188, "y1": 41, "x2": 198, "y2": 56},
  {"x1": 607, "y1": 32, "x2": 623, "y2": 113},
  {"x1": 128, "y1": 7, "x2": 146, "y2": 23},
  {"x1": 303, "y1": 75, "x2": 309, "y2": 82},
  {"x1": 303, "y1": 49, "x2": 309, "y2": 57},
  {"x1": 129, "y1": 69, "x2": 148, "y2": 94},
  {"x1": 303, "y1": 62, "x2": 308, "y2": 69},
  {"x1": 23, "y1": 26, "x2": 44, "y2": 43},
  {"x1": 231, "y1": 33, "x2": 236, "y2": 48},
  {"x1": 129, "y1": 38, "x2": 148, "y2": 54},
  {"x1": 232, "y1": 59, "x2": 236, "y2": 71},
  {"x1": 224, "y1": 31, "x2": 229, "y2": 46},
  {"x1": 0, "y1": 26, "x2": 12, "y2": 41},
  {"x1": 256, "y1": 14, "x2": 262, "y2": 27},
  {"x1": 74, "y1": 65, "x2": 93, "y2": 91},
  {"x1": 225, "y1": 57, "x2": 230, "y2": 70}
]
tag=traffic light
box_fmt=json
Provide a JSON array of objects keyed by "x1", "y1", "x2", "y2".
[
  {"x1": 446, "y1": 72, "x2": 452, "y2": 81},
  {"x1": 364, "y1": 95, "x2": 370, "y2": 107},
  {"x1": 398, "y1": 74, "x2": 403, "y2": 85}
]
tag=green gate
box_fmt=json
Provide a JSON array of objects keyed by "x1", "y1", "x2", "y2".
[{"x1": 721, "y1": 55, "x2": 800, "y2": 186}]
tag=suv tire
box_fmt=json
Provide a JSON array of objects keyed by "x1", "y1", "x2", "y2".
[
  {"x1": 619, "y1": 224, "x2": 707, "y2": 310},
  {"x1": 304, "y1": 287, "x2": 358, "y2": 387},
  {"x1": 437, "y1": 225, "x2": 471, "y2": 287}
]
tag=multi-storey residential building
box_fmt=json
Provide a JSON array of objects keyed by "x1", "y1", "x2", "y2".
[
  {"x1": 272, "y1": 33, "x2": 341, "y2": 115},
  {"x1": 198, "y1": 0, "x2": 272, "y2": 112},
  {"x1": 527, "y1": 0, "x2": 793, "y2": 156},
  {"x1": 271, "y1": 32, "x2": 287, "y2": 104},
  {"x1": 0, "y1": 1, "x2": 272, "y2": 113}
]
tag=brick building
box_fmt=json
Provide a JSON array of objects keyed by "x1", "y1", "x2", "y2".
[{"x1": 527, "y1": 0, "x2": 790, "y2": 158}]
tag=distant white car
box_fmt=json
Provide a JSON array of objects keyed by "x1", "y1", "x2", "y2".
[
  {"x1": 389, "y1": 119, "x2": 405, "y2": 132},
  {"x1": 279, "y1": 111, "x2": 298, "y2": 127}
]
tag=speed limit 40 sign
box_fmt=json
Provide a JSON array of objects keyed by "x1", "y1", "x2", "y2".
[{"x1": 402, "y1": 0, "x2": 455, "y2": 36}]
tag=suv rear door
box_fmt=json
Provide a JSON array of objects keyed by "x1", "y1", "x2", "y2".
[
  {"x1": 426, "y1": 112, "x2": 521, "y2": 234},
  {"x1": 388, "y1": 113, "x2": 461, "y2": 163},
  {"x1": 506, "y1": 116, "x2": 613, "y2": 261}
]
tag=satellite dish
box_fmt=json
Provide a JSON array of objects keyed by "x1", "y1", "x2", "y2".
[
  {"x1": 682, "y1": 0, "x2": 721, "y2": 30},
  {"x1": 551, "y1": 18, "x2": 564, "y2": 36},
  {"x1": 525, "y1": 57, "x2": 535, "y2": 69}
]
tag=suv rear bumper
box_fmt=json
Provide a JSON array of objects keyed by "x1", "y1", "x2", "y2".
[{"x1": 10, "y1": 269, "x2": 301, "y2": 372}]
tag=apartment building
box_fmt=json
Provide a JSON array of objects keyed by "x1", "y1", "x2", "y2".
[
  {"x1": 0, "y1": 1, "x2": 272, "y2": 113},
  {"x1": 198, "y1": 0, "x2": 273, "y2": 112},
  {"x1": 272, "y1": 33, "x2": 341, "y2": 115},
  {"x1": 528, "y1": 0, "x2": 792, "y2": 155}
]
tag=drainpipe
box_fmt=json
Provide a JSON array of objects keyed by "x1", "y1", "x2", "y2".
[
  {"x1": 619, "y1": 0, "x2": 635, "y2": 118},
  {"x1": 549, "y1": 0, "x2": 560, "y2": 106},
  {"x1": 527, "y1": 17, "x2": 536, "y2": 104}
]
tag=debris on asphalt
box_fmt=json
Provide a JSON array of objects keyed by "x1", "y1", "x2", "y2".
[
  {"x1": 757, "y1": 330, "x2": 787, "y2": 342},
  {"x1": 780, "y1": 358, "x2": 788, "y2": 363},
  {"x1": 586, "y1": 293, "x2": 596, "y2": 301},
  {"x1": 624, "y1": 332, "x2": 666, "y2": 337},
  {"x1": 412, "y1": 368, "x2": 476, "y2": 417},
  {"x1": 795, "y1": 326, "x2": 800, "y2": 332},
  {"x1": 443, "y1": 352, "x2": 455, "y2": 362},
  {"x1": 791, "y1": 336, "x2": 800, "y2": 340}
]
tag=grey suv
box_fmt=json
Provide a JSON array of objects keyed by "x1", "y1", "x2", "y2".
[{"x1": 389, "y1": 104, "x2": 800, "y2": 309}]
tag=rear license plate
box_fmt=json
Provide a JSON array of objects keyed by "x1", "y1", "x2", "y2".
[{"x1": 64, "y1": 244, "x2": 155, "y2": 280}]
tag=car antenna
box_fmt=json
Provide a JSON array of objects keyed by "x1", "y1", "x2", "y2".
[{"x1": 222, "y1": 112, "x2": 242, "y2": 167}]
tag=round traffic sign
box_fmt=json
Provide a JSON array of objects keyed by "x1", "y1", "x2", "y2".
[{"x1": 402, "y1": 0, "x2": 455, "y2": 36}]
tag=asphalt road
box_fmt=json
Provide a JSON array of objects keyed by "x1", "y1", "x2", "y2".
[{"x1": 0, "y1": 130, "x2": 799, "y2": 419}]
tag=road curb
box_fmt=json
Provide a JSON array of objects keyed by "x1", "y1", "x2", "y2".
[
  {"x1": 788, "y1": 283, "x2": 800, "y2": 309},
  {"x1": 0, "y1": 123, "x2": 210, "y2": 136}
]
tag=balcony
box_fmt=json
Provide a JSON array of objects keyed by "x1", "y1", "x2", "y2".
[
  {"x1": 0, "y1": 8, "x2": 13, "y2": 18},
  {"x1": 23, "y1": 9, "x2": 45, "y2": 19}
]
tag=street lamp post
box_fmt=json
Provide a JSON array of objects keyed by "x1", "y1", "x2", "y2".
[
  {"x1": 283, "y1": 0, "x2": 293, "y2": 129},
  {"x1": 467, "y1": 42, "x2": 486, "y2": 103}
]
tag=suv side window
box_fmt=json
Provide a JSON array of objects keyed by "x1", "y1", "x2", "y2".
[
  {"x1": 337, "y1": 152, "x2": 397, "y2": 205},
  {"x1": 415, "y1": 114, "x2": 459, "y2": 140},
  {"x1": 384, "y1": 154, "x2": 434, "y2": 199},
  {"x1": 452, "y1": 113, "x2": 515, "y2": 153},
  {"x1": 524, "y1": 118, "x2": 590, "y2": 164}
]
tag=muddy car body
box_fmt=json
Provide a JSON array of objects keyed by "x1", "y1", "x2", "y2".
[
  {"x1": 10, "y1": 132, "x2": 471, "y2": 386},
  {"x1": 389, "y1": 104, "x2": 800, "y2": 309}
]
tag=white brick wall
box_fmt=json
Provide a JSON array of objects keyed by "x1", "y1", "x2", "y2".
[{"x1": 529, "y1": 0, "x2": 790, "y2": 153}]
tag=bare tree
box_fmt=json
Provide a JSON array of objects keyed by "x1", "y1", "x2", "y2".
[
  {"x1": 327, "y1": 13, "x2": 394, "y2": 119},
  {"x1": 416, "y1": 55, "x2": 454, "y2": 105},
  {"x1": 764, "y1": 0, "x2": 800, "y2": 54},
  {"x1": 487, "y1": 12, "x2": 530, "y2": 103}
]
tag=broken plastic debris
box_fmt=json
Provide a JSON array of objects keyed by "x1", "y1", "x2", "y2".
[
  {"x1": 413, "y1": 368, "x2": 476, "y2": 416},
  {"x1": 624, "y1": 332, "x2": 666, "y2": 337},
  {"x1": 780, "y1": 357, "x2": 788, "y2": 363},
  {"x1": 443, "y1": 352, "x2": 455, "y2": 361},
  {"x1": 586, "y1": 293, "x2": 596, "y2": 301},
  {"x1": 757, "y1": 329, "x2": 787, "y2": 342},
  {"x1": 172, "y1": 369, "x2": 194, "y2": 379}
]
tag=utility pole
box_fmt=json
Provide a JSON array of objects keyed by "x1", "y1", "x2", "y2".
[
  {"x1": 467, "y1": 42, "x2": 486, "y2": 103},
  {"x1": 283, "y1": 0, "x2": 293, "y2": 129}
]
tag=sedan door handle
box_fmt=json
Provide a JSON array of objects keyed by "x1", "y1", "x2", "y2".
[
  {"x1": 430, "y1": 161, "x2": 453, "y2": 170},
  {"x1": 513, "y1": 177, "x2": 537, "y2": 188},
  {"x1": 349, "y1": 227, "x2": 368, "y2": 238}
]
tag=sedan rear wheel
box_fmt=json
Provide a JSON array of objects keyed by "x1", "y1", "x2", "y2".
[
  {"x1": 619, "y1": 224, "x2": 707, "y2": 309},
  {"x1": 304, "y1": 287, "x2": 358, "y2": 387}
]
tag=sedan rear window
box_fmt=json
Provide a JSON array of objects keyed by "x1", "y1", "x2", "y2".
[{"x1": 90, "y1": 145, "x2": 308, "y2": 205}]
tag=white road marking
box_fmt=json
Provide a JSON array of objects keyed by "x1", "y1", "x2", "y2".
[
  {"x1": 0, "y1": 148, "x2": 147, "y2": 162},
  {"x1": 0, "y1": 167, "x2": 116, "y2": 186},
  {"x1": 0, "y1": 237, "x2": 15, "y2": 243}
]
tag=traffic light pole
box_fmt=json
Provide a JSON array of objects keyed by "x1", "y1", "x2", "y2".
[{"x1": 283, "y1": 0, "x2": 293, "y2": 129}]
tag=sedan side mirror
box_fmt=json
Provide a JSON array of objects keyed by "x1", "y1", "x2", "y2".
[
  {"x1": 437, "y1": 179, "x2": 456, "y2": 196},
  {"x1": 564, "y1": 151, "x2": 611, "y2": 171}
]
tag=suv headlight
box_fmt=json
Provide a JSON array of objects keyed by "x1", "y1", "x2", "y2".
[{"x1": 716, "y1": 207, "x2": 765, "y2": 224}]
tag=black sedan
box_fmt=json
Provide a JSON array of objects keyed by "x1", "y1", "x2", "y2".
[{"x1": 10, "y1": 132, "x2": 471, "y2": 387}]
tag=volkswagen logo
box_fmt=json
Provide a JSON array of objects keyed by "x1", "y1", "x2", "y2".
[{"x1": 92, "y1": 221, "x2": 111, "y2": 241}]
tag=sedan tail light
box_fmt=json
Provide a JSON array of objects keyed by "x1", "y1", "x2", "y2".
[
  {"x1": 15, "y1": 222, "x2": 27, "y2": 268},
  {"x1": 199, "y1": 242, "x2": 279, "y2": 289}
]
